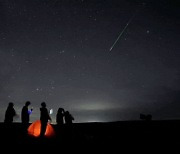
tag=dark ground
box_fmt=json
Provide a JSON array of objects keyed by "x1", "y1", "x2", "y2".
[{"x1": 1, "y1": 120, "x2": 180, "y2": 153}]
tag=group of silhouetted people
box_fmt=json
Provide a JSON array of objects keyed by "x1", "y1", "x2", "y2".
[
  {"x1": 4, "y1": 101, "x2": 74, "y2": 137},
  {"x1": 56, "y1": 107, "x2": 74, "y2": 125}
]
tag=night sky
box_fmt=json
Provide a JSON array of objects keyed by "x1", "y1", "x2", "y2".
[{"x1": 0, "y1": 0, "x2": 179, "y2": 123}]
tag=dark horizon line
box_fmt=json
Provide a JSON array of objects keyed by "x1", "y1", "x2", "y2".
[{"x1": 1, "y1": 118, "x2": 180, "y2": 125}]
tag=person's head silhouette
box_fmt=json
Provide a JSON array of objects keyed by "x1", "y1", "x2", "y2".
[
  {"x1": 8, "y1": 102, "x2": 14, "y2": 107},
  {"x1": 57, "y1": 108, "x2": 64, "y2": 113},
  {"x1": 25, "y1": 101, "x2": 31, "y2": 106},
  {"x1": 41, "y1": 102, "x2": 46, "y2": 108}
]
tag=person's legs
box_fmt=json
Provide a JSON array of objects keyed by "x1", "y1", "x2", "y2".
[{"x1": 40, "y1": 121, "x2": 47, "y2": 137}]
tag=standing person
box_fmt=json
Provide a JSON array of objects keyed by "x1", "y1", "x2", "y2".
[
  {"x1": 56, "y1": 108, "x2": 65, "y2": 138},
  {"x1": 4, "y1": 102, "x2": 17, "y2": 124},
  {"x1": 64, "y1": 110, "x2": 74, "y2": 140},
  {"x1": 40, "y1": 102, "x2": 51, "y2": 138},
  {"x1": 64, "y1": 111, "x2": 74, "y2": 125},
  {"x1": 56, "y1": 108, "x2": 65, "y2": 125},
  {"x1": 21, "y1": 101, "x2": 33, "y2": 135}
]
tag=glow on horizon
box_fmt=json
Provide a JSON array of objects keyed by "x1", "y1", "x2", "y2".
[{"x1": 74, "y1": 101, "x2": 122, "y2": 111}]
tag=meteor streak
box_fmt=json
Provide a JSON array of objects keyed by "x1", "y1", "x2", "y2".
[{"x1": 109, "y1": 15, "x2": 135, "y2": 52}]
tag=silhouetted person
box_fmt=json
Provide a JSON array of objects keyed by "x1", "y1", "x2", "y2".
[
  {"x1": 56, "y1": 108, "x2": 65, "y2": 125},
  {"x1": 64, "y1": 111, "x2": 74, "y2": 140},
  {"x1": 4, "y1": 102, "x2": 17, "y2": 143},
  {"x1": 40, "y1": 102, "x2": 51, "y2": 138},
  {"x1": 64, "y1": 111, "x2": 74, "y2": 125},
  {"x1": 21, "y1": 101, "x2": 33, "y2": 135},
  {"x1": 4, "y1": 102, "x2": 16, "y2": 124},
  {"x1": 56, "y1": 108, "x2": 65, "y2": 139}
]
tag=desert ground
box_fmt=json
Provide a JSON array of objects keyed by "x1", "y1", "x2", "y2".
[{"x1": 1, "y1": 120, "x2": 180, "y2": 153}]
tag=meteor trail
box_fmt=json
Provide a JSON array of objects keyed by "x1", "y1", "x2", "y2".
[{"x1": 109, "y1": 15, "x2": 135, "y2": 52}]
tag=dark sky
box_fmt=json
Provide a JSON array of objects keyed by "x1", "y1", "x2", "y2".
[{"x1": 0, "y1": 0, "x2": 179, "y2": 123}]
